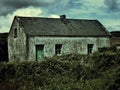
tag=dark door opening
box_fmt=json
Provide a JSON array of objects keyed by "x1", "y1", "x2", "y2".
[
  {"x1": 87, "y1": 44, "x2": 94, "y2": 54},
  {"x1": 36, "y1": 45, "x2": 44, "y2": 61}
]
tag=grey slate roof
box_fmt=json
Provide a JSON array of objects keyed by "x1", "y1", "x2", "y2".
[{"x1": 15, "y1": 16, "x2": 110, "y2": 37}]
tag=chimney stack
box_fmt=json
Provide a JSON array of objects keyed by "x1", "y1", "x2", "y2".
[{"x1": 60, "y1": 15, "x2": 66, "y2": 24}]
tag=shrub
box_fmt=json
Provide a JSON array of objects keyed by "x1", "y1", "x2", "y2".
[
  {"x1": 0, "y1": 50, "x2": 119, "y2": 90},
  {"x1": 98, "y1": 46, "x2": 117, "y2": 52}
]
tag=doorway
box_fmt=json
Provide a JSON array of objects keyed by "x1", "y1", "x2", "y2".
[{"x1": 36, "y1": 45, "x2": 44, "y2": 61}]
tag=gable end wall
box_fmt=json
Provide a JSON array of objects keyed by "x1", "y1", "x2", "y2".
[{"x1": 8, "y1": 19, "x2": 27, "y2": 62}]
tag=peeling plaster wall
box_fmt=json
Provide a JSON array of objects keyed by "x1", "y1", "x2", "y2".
[
  {"x1": 28, "y1": 37, "x2": 110, "y2": 61},
  {"x1": 8, "y1": 19, "x2": 27, "y2": 62}
]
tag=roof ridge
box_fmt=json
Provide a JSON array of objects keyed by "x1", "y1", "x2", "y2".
[
  {"x1": 12, "y1": 16, "x2": 110, "y2": 37},
  {"x1": 15, "y1": 15, "x2": 96, "y2": 21}
]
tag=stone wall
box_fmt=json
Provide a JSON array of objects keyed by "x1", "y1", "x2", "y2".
[
  {"x1": 8, "y1": 19, "x2": 27, "y2": 62},
  {"x1": 28, "y1": 37, "x2": 110, "y2": 61}
]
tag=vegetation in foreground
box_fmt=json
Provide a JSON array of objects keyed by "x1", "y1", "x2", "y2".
[{"x1": 0, "y1": 47, "x2": 120, "y2": 90}]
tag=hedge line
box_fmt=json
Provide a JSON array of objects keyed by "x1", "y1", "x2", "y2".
[{"x1": 0, "y1": 49, "x2": 120, "y2": 90}]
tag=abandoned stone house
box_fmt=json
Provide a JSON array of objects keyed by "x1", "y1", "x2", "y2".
[{"x1": 8, "y1": 15, "x2": 111, "y2": 62}]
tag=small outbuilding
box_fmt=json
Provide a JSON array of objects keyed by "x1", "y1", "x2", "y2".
[
  {"x1": 8, "y1": 15, "x2": 111, "y2": 62},
  {"x1": 110, "y1": 31, "x2": 120, "y2": 49}
]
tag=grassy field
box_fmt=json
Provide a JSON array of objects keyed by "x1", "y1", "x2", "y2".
[{"x1": 0, "y1": 48, "x2": 120, "y2": 90}]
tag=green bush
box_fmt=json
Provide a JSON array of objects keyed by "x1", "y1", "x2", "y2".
[
  {"x1": 0, "y1": 50, "x2": 119, "y2": 90},
  {"x1": 98, "y1": 46, "x2": 117, "y2": 52},
  {"x1": 92, "y1": 51, "x2": 120, "y2": 71}
]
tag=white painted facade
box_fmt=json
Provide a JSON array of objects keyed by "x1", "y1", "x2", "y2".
[{"x1": 28, "y1": 37, "x2": 110, "y2": 61}]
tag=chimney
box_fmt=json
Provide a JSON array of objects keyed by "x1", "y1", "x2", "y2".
[{"x1": 60, "y1": 15, "x2": 66, "y2": 24}]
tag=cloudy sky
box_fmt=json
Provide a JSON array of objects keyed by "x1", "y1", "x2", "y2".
[{"x1": 0, "y1": 0, "x2": 120, "y2": 33}]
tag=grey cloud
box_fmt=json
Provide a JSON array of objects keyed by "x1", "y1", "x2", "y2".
[
  {"x1": 0, "y1": 0, "x2": 84, "y2": 16},
  {"x1": 107, "y1": 25, "x2": 120, "y2": 31},
  {"x1": 2, "y1": 0, "x2": 51, "y2": 8},
  {"x1": 104, "y1": 0, "x2": 120, "y2": 11},
  {"x1": 0, "y1": 0, "x2": 54, "y2": 15},
  {"x1": 47, "y1": 0, "x2": 83, "y2": 15}
]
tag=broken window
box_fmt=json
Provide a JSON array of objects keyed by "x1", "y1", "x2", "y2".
[
  {"x1": 87, "y1": 44, "x2": 94, "y2": 54},
  {"x1": 14, "y1": 28, "x2": 17, "y2": 38},
  {"x1": 55, "y1": 44, "x2": 62, "y2": 55}
]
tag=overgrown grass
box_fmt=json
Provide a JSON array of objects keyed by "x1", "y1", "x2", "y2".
[{"x1": 0, "y1": 48, "x2": 120, "y2": 90}]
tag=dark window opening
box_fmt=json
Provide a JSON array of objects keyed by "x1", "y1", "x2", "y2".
[
  {"x1": 14, "y1": 28, "x2": 17, "y2": 38},
  {"x1": 87, "y1": 44, "x2": 94, "y2": 54},
  {"x1": 55, "y1": 44, "x2": 62, "y2": 55}
]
